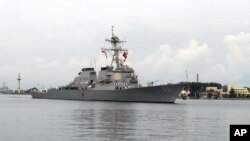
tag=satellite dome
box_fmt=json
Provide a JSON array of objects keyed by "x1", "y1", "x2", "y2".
[{"x1": 111, "y1": 36, "x2": 119, "y2": 44}]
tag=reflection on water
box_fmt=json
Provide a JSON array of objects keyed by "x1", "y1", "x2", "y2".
[
  {"x1": 71, "y1": 109, "x2": 184, "y2": 140},
  {"x1": 0, "y1": 94, "x2": 250, "y2": 141},
  {"x1": 71, "y1": 109, "x2": 138, "y2": 140}
]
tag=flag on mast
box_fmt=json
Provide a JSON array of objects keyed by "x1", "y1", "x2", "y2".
[
  {"x1": 102, "y1": 50, "x2": 107, "y2": 58},
  {"x1": 123, "y1": 51, "x2": 128, "y2": 62}
]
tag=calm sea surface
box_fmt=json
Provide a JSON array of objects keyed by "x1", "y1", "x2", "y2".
[{"x1": 0, "y1": 94, "x2": 249, "y2": 141}]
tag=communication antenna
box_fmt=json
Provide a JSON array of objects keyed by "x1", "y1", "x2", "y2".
[
  {"x1": 185, "y1": 70, "x2": 189, "y2": 82},
  {"x1": 94, "y1": 58, "x2": 96, "y2": 70},
  {"x1": 17, "y1": 73, "x2": 21, "y2": 90},
  {"x1": 111, "y1": 26, "x2": 114, "y2": 36},
  {"x1": 90, "y1": 57, "x2": 92, "y2": 67}
]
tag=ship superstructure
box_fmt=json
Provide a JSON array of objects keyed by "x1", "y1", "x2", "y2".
[{"x1": 63, "y1": 26, "x2": 138, "y2": 91}]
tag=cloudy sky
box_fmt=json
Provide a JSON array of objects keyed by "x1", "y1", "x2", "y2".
[{"x1": 1, "y1": 0, "x2": 250, "y2": 89}]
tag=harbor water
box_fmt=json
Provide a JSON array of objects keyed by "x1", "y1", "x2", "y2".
[{"x1": 0, "y1": 94, "x2": 249, "y2": 141}]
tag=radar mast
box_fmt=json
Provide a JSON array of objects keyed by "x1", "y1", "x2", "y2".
[{"x1": 102, "y1": 26, "x2": 127, "y2": 69}]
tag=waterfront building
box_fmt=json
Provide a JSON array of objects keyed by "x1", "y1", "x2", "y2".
[{"x1": 221, "y1": 85, "x2": 250, "y2": 98}]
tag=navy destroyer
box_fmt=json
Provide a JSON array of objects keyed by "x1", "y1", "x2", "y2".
[{"x1": 31, "y1": 27, "x2": 183, "y2": 103}]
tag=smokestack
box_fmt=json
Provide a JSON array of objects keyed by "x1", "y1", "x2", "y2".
[{"x1": 196, "y1": 73, "x2": 199, "y2": 83}]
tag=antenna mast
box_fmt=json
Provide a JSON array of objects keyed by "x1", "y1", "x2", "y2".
[
  {"x1": 17, "y1": 73, "x2": 21, "y2": 90},
  {"x1": 111, "y1": 26, "x2": 114, "y2": 36},
  {"x1": 185, "y1": 70, "x2": 189, "y2": 82},
  {"x1": 101, "y1": 26, "x2": 127, "y2": 69}
]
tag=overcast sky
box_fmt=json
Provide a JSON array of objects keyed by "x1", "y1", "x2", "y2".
[{"x1": 1, "y1": 0, "x2": 250, "y2": 89}]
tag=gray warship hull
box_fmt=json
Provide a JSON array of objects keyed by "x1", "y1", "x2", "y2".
[
  {"x1": 32, "y1": 28, "x2": 184, "y2": 103},
  {"x1": 31, "y1": 84, "x2": 182, "y2": 103}
]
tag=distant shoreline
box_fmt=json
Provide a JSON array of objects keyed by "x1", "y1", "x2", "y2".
[{"x1": 179, "y1": 97, "x2": 250, "y2": 101}]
